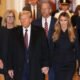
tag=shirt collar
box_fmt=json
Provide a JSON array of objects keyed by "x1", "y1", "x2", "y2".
[
  {"x1": 23, "y1": 25, "x2": 31, "y2": 36},
  {"x1": 42, "y1": 16, "x2": 51, "y2": 21},
  {"x1": 23, "y1": 25, "x2": 31, "y2": 31},
  {"x1": 31, "y1": 4, "x2": 37, "y2": 8}
]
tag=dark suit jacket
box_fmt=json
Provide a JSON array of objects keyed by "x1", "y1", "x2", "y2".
[
  {"x1": 7, "y1": 25, "x2": 49, "y2": 80},
  {"x1": 32, "y1": 17, "x2": 56, "y2": 42},
  {"x1": 24, "y1": 3, "x2": 41, "y2": 19},
  {"x1": 32, "y1": 17, "x2": 56, "y2": 66}
]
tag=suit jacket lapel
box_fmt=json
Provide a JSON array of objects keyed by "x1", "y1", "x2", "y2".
[
  {"x1": 41, "y1": 17, "x2": 54, "y2": 39},
  {"x1": 48, "y1": 17, "x2": 54, "y2": 39},
  {"x1": 17, "y1": 26, "x2": 25, "y2": 52},
  {"x1": 39, "y1": 18, "x2": 42, "y2": 28},
  {"x1": 28, "y1": 26, "x2": 37, "y2": 50},
  {"x1": 28, "y1": 26, "x2": 39, "y2": 61}
]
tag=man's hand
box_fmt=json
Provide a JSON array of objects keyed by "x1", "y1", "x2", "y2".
[
  {"x1": 41, "y1": 67, "x2": 49, "y2": 75},
  {"x1": 8, "y1": 70, "x2": 14, "y2": 79},
  {"x1": 0, "y1": 59, "x2": 4, "y2": 69}
]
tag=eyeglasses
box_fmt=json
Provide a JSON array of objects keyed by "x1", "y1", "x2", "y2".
[{"x1": 7, "y1": 16, "x2": 14, "y2": 18}]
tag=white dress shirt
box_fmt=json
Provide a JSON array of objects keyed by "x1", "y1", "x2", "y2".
[
  {"x1": 54, "y1": 10, "x2": 74, "y2": 19},
  {"x1": 42, "y1": 16, "x2": 51, "y2": 31},
  {"x1": 23, "y1": 25, "x2": 31, "y2": 47},
  {"x1": 31, "y1": 4, "x2": 37, "y2": 18}
]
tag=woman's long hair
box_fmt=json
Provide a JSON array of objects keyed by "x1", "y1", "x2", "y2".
[{"x1": 52, "y1": 12, "x2": 76, "y2": 43}]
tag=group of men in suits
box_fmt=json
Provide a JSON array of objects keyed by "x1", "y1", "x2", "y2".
[
  {"x1": 7, "y1": 2, "x2": 50, "y2": 80},
  {"x1": 7, "y1": 0, "x2": 56, "y2": 80}
]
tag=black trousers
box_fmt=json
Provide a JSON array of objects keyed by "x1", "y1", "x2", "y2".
[
  {"x1": 54, "y1": 63, "x2": 76, "y2": 80},
  {"x1": 22, "y1": 49, "x2": 29, "y2": 80}
]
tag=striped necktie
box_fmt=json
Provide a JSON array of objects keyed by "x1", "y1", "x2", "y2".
[
  {"x1": 44, "y1": 19, "x2": 48, "y2": 36},
  {"x1": 24, "y1": 29, "x2": 28, "y2": 48}
]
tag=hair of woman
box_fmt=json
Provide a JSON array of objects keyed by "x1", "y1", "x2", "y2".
[
  {"x1": 1, "y1": 10, "x2": 16, "y2": 27},
  {"x1": 52, "y1": 12, "x2": 75, "y2": 42}
]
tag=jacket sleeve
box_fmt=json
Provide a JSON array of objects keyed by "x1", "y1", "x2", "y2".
[{"x1": 40, "y1": 29, "x2": 49, "y2": 67}]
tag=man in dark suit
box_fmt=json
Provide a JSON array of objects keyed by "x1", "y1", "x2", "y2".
[
  {"x1": 7, "y1": 8, "x2": 49, "y2": 80},
  {"x1": 23, "y1": 0, "x2": 41, "y2": 20},
  {"x1": 32, "y1": 1, "x2": 56, "y2": 80},
  {"x1": 32, "y1": 1, "x2": 56, "y2": 42}
]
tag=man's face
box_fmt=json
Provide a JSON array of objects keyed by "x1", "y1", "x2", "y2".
[
  {"x1": 29, "y1": 0, "x2": 38, "y2": 5},
  {"x1": 61, "y1": 4, "x2": 69, "y2": 11},
  {"x1": 20, "y1": 13, "x2": 32, "y2": 28},
  {"x1": 41, "y1": 3, "x2": 51, "y2": 18}
]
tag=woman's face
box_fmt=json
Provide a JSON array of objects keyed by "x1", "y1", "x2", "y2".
[
  {"x1": 6, "y1": 13, "x2": 15, "y2": 24},
  {"x1": 59, "y1": 16, "x2": 68, "y2": 31}
]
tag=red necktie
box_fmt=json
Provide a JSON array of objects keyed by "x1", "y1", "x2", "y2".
[
  {"x1": 24, "y1": 29, "x2": 28, "y2": 48},
  {"x1": 44, "y1": 19, "x2": 48, "y2": 36}
]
